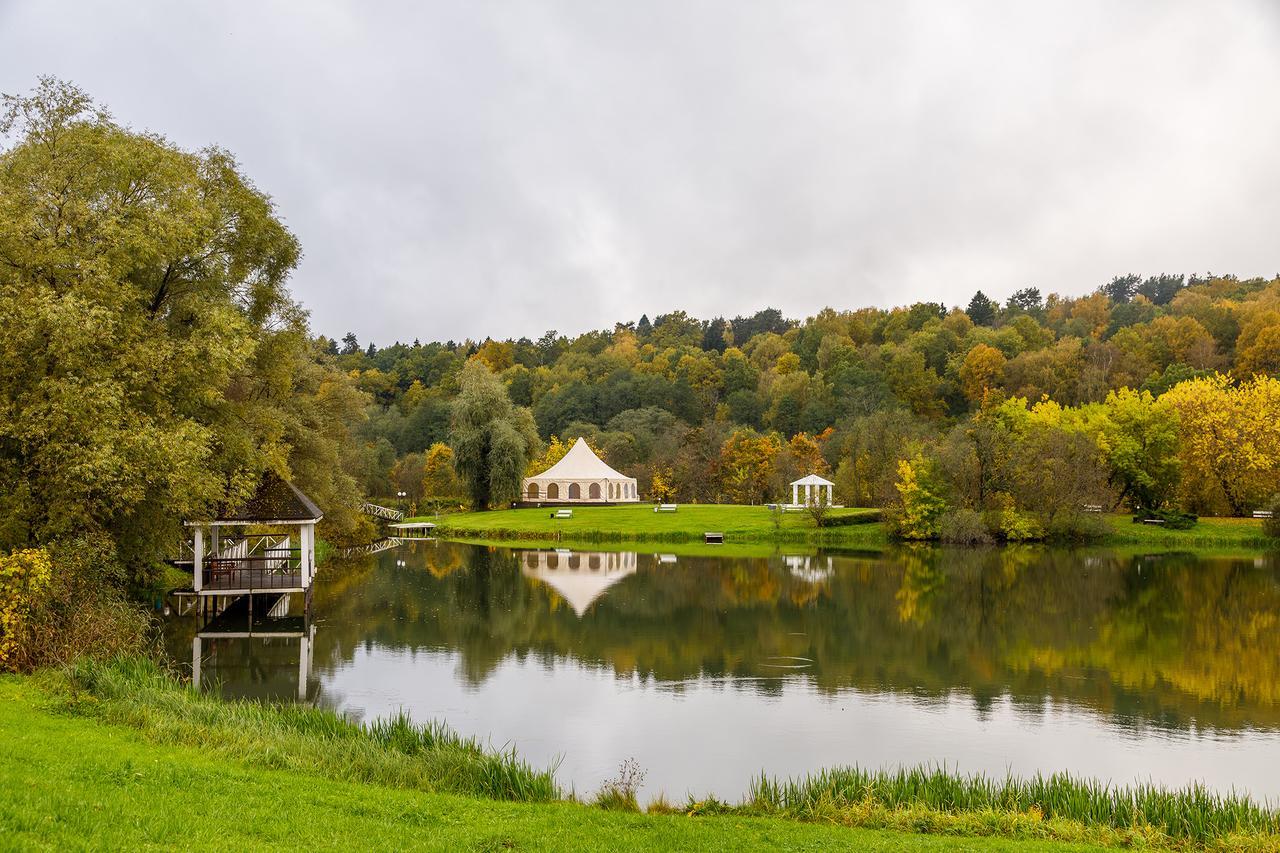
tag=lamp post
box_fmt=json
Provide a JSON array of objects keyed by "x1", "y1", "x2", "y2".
[{"x1": 397, "y1": 490, "x2": 407, "y2": 514}]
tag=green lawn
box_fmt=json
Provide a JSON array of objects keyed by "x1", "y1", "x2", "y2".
[
  {"x1": 0, "y1": 676, "x2": 1104, "y2": 852},
  {"x1": 1098, "y1": 513, "x2": 1277, "y2": 552},
  {"x1": 414, "y1": 504, "x2": 1277, "y2": 553},
  {"x1": 417, "y1": 503, "x2": 885, "y2": 547}
]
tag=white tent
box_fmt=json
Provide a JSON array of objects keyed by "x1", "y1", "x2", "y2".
[
  {"x1": 790, "y1": 473, "x2": 835, "y2": 507},
  {"x1": 521, "y1": 550, "x2": 638, "y2": 616},
  {"x1": 522, "y1": 438, "x2": 639, "y2": 503}
]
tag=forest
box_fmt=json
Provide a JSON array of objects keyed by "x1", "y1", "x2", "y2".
[{"x1": 339, "y1": 272, "x2": 1280, "y2": 541}]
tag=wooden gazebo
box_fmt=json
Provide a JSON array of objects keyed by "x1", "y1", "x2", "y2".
[{"x1": 186, "y1": 474, "x2": 322, "y2": 599}]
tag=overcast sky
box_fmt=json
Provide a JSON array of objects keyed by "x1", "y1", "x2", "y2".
[{"x1": 2, "y1": 1, "x2": 1278, "y2": 344}]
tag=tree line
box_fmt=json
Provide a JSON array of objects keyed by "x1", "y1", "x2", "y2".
[{"x1": 343, "y1": 272, "x2": 1280, "y2": 538}]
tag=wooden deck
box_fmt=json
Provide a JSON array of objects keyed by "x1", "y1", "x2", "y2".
[{"x1": 200, "y1": 567, "x2": 303, "y2": 594}]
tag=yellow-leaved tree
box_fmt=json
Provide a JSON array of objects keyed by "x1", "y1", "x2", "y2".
[{"x1": 1162, "y1": 374, "x2": 1280, "y2": 515}]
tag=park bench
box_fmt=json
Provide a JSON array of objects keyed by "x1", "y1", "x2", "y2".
[
  {"x1": 1253, "y1": 510, "x2": 1274, "y2": 519},
  {"x1": 654, "y1": 504, "x2": 678, "y2": 513},
  {"x1": 552, "y1": 509, "x2": 573, "y2": 519},
  {"x1": 704, "y1": 532, "x2": 724, "y2": 544},
  {"x1": 1082, "y1": 504, "x2": 1103, "y2": 513},
  {"x1": 1142, "y1": 518, "x2": 1165, "y2": 525}
]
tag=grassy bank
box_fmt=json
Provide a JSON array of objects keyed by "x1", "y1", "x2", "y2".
[
  {"x1": 1097, "y1": 514, "x2": 1278, "y2": 552},
  {"x1": 415, "y1": 505, "x2": 1277, "y2": 553},
  {"x1": 1, "y1": 666, "x2": 1107, "y2": 852},
  {"x1": 6, "y1": 659, "x2": 1279, "y2": 850},
  {"x1": 417, "y1": 504, "x2": 887, "y2": 547}
]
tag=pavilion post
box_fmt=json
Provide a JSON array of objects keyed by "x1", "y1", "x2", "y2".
[
  {"x1": 193, "y1": 525, "x2": 204, "y2": 593},
  {"x1": 191, "y1": 635, "x2": 202, "y2": 690}
]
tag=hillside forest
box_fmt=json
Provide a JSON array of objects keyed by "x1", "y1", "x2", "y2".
[{"x1": 344, "y1": 271, "x2": 1280, "y2": 540}]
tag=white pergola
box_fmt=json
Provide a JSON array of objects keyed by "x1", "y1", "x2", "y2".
[{"x1": 790, "y1": 473, "x2": 835, "y2": 507}]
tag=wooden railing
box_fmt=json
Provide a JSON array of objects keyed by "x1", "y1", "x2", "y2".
[
  {"x1": 360, "y1": 501, "x2": 405, "y2": 522},
  {"x1": 201, "y1": 548, "x2": 303, "y2": 590}
]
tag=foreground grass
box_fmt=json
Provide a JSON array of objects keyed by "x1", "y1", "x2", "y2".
[
  {"x1": 6, "y1": 659, "x2": 1280, "y2": 849},
  {"x1": 0, "y1": 671, "x2": 1102, "y2": 852},
  {"x1": 420, "y1": 503, "x2": 886, "y2": 547}
]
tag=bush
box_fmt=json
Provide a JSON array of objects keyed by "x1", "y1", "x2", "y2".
[
  {"x1": 998, "y1": 508, "x2": 1045, "y2": 542},
  {"x1": 2, "y1": 535, "x2": 152, "y2": 673},
  {"x1": 1265, "y1": 494, "x2": 1280, "y2": 538},
  {"x1": 938, "y1": 509, "x2": 993, "y2": 545},
  {"x1": 0, "y1": 548, "x2": 52, "y2": 670},
  {"x1": 1131, "y1": 507, "x2": 1198, "y2": 530}
]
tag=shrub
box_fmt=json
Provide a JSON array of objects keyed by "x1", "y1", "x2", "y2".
[
  {"x1": 938, "y1": 509, "x2": 993, "y2": 545},
  {"x1": 3, "y1": 536, "x2": 151, "y2": 672},
  {"x1": 1264, "y1": 494, "x2": 1280, "y2": 539},
  {"x1": 0, "y1": 548, "x2": 52, "y2": 670},
  {"x1": 999, "y1": 509, "x2": 1045, "y2": 542},
  {"x1": 1131, "y1": 507, "x2": 1198, "y2": 530}
]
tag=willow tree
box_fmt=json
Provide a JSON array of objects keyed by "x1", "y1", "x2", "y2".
[
  {"x1": 449, "y1": 361, "x2": 538, "y2": 509},
  {"x1": 0, "y1": 78, "x2": 368, "y2": 579}
]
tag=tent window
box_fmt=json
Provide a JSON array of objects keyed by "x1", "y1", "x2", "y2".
[
  {"x1": 568, "y1": 483, "x2": 581, "y2": 500},
  {"x1": 527, "y1": 483, "x2": 539, "y2": 499},
  {"x1": 547, "y1": 483, "x2": 559, "y2": 500},
  {"x1": 589, "y1": 483, "x2": 601, "y2": 500}
]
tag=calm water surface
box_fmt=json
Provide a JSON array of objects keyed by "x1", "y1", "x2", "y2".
[{"x1": 165, "y1": 543, "x2": 1280, "y2": 802}]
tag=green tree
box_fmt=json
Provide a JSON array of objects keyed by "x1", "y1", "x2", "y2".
[
  {"x1": 1097, "y1": 389, "x2": 1180, "y2": 511},
  {"x1": 449, "y1": 361, "x2": 538, "y2": 509},
  {"x1": 965, "y1": 291, "x2": 998, "y2": 326},
  {"x1": 0, "y1": 79, "x2": 363, "y2": 578}
]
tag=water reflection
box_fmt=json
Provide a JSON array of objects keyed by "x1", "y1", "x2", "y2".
[
  {"x1": 521, "y1": 549, "x2": 638, "y2": 616},
  {"x1": 165, "y1": 541, "x2": 1280, "y2": 800},
  {"x1": 170, "y1": 593, "x2": 315, "y2": 702}
]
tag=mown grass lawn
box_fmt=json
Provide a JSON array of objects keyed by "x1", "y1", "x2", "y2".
[
  {"x1": 418, "y1": 503, "x2": 886, "y2": 547},
  {"x1": 0, "y1": 676, "x2": 1104, "y2": 852},
  {"x1": 1098, "y1": 513, "x2": 1276, "y2": 552},
  {"x1": 414, "y1": 504, "x2": 1277, "y2": 553}
]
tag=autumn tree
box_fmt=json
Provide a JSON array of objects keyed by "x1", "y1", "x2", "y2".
[
  {"x1": 719, "y1": 429, "x2": 781, "y2": 504},
  {"x1": 958, "y1": 343, "x2": 1007, "y2": 404},
  {"x1": 421, "y1": 443, "x2": 463, "y2": 507},
  {"x1": 1163, "y1": 374, "x2": 1280, "y2": 515}
]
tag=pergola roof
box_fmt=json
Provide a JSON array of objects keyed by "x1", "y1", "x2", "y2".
[
  {"x1": 526, "y1": 438, "x2": 632, "y2": 481},
  {"x1": 215, "y1": 473, "x2": 323, "y2": 523},
  {"x1": 791, "y1": 473, "x2": 835, "y2": 487}
]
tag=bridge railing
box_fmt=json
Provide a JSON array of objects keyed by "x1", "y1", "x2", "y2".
[{"x1": 360, "y1": 501, "x2": 405, "y2": 521}]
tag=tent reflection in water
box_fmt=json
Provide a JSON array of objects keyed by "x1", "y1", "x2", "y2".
[
  {"x1": 521, "y1": 438, "x2": 639, "y2": 504},
  {"x1": 521, "y1": 550, "x2": 638, "y2": 616}
]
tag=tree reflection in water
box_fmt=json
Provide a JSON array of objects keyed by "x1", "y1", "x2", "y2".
[{"x1": 286, "y1": 542, "x2": 1280, "y2": 733}]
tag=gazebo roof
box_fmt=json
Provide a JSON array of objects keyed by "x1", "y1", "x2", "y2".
[
  {"x1": 215, "y1": 473, "x2": 323, "y2": 523},
  {"x1": 791, "y1": 473, "x2": 835, "y2": 487},
  {"x1": 526, "y1": 438, "x2": 632, "y2": 481}
]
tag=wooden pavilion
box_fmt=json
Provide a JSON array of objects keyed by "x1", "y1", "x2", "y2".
[{"x1": 186, "y1": 473, "x2": 322, "y2": 601}]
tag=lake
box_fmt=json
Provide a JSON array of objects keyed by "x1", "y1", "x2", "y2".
[{"x1": 164, "y1": 542, "x2": 1280, "y2": 803}]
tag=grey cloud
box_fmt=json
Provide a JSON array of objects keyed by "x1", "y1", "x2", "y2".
[{"x1": 2, "y1": 0, "x2": 1278, "y2": 343}]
